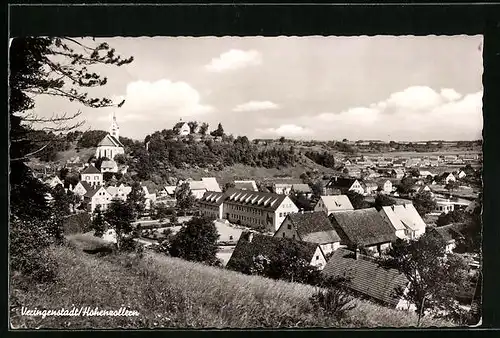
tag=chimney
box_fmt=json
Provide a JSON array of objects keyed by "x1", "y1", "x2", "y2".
[
  {"x1": 355, "y1": 248, "x2": 360, "y2": 260},
  {"x1": 247, "y1": 232, "x2": 254, "y2": 243}
]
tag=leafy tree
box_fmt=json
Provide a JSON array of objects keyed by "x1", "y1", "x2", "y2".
[
  {"x1": 378, "y1": 234, "x2": 471, "y2": 326},
  {"x1": 175, "y1": 182, "x2": 196, "y2": 212},
  {"x1": 445, "y1": 180, "x2": 460, "y2": 194},
  {"x1": 170, "y1": 210, "x2": 179, "y2": 225},
  {"x1": 210, "y1": 123, "x2": 225, "y2": 137},
  {"x1": 187, "y1": 121, "x2": 199, "y2": 134},
  {"x1": 92, "y1": 204, "x2": 106, "y2": 237},
  {"x1": 311, "y1": 181, "x2": 324, "y2": 198},
  {"x1": 127, "y1": 181, "x2": 146, "y2": 219},
  {"x1": 290, "y1": 193, "x2": 312, "y2": 211},
  {"x1": 199, "y1": 122, "x2": 209, "y2": 135},
  {"x1": 169, "y1": 216, "x2": 220, "y2": 265},
  {"x1": 77, "y1": 130, "x2": 108, "y2": 148},
  {"x1": 223, "y1": 181, "x2": 235, "y2": 192},
  {"x1": 436, "y1": 209, "x2": 471, "y2": 227},
  {"x1": 413, "y1": 191, "x2": 437, "y2": 217},
  {"x1": 104, "y1": 199, "x2": 134, "y2": 251},
  {"x1": 374, "y1": 194, "x2": 396, "y2": 211},
  {"x1": 279, "y1": 136, "x2": 286, "y2": 144},
  {"x1": 409, "y1": 168, "x2": 421, "y2": 178},
  {"x1": 154, "y1": 203, "x2": 170, "y2": 222},
  {"x1": 397, "y1": 177, "x2": 416, "y2": 195},
  {"x1": 114, "y1": 153, "x2": 126, "y2": 165},
  {"x1": 346, "y1": 191, "x2": 368, "y2": 210}
]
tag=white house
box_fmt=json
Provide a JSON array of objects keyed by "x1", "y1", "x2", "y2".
[
  {"x1": 180, "y1": 177, "x2": 222, "y2": 200},
  {"x1": 435, "y1": 198, "x2": 455, "y2": 214},
  {"x1": 314, "y1": 195, "x2": 354, "y2": 216},
  {"x1": 391, "y1": 204, "x2": 427, "y2": 239},
  {"x1": 274, "y1": 211, "x2": 342, "y2": 256},
  {"x1": 80, "y1": 165, "x2": 103, "y2": 187},
  {"x1": 100, "y1": 159, "x2": 119, "y2": 173},
  {"x1": 441, "y1": 172, "x2": 457, "y2": 184},
  {"x1": 45, "y1": 176, "x2": 64, "y2": 188},
  {"x1": 72, "y1": 181, "x2": 93, "y2": 199},
  {"x1": 106, "y1": 184, "x2": 132, "y2": 201},
  {"x1": 455, "y1": 170, "x2": 467, "y2": 179},
  {"x1": 173, "y1": 121, "x2": 191, "y2": 136},
  {"x1": 84, "y1": 185, "x2": 112, "y2": 213},
  {"x1": 95, "y1": 112, "x2": 125, "y2": 160},
  {"x1": 379, "y1": 205, "x2": 407, "y2": 239}
]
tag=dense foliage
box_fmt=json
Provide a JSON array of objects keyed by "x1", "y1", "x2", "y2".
[
  {"x1": 412, "y1": 191, "x2": 437, "y2": 216},
  {"x1": 304, "y1": 151, "x2": 336, "y2": 169},
  {"x1": 374, "y1": 194, "x2": 396, "y2": 210}
]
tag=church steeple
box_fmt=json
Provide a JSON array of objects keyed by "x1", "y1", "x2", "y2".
[{"x1": 110, "y1": 112, "x2": 119, "y2": 139}]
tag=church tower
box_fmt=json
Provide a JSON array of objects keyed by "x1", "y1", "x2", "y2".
[{"x1": 110, "y1": 112, "x2": 119, "y2": 139}]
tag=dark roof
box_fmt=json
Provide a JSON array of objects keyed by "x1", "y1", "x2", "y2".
[
  {"x1": 224, "y1": 188, "x2": 291, "y2": 212},
  {"x1": 322, "y1": 248, "x2": 409, "y2": 307},
  {"x1": 227, "y1": 232, "x2": 320, "y2": 273},
  {"x1": 329, "y1": 208, "x2": 397, "y2": 247},
  {"x1": 285, "y1": 212, "x2": 341, "y2": 244},
  {"x1": 81, "y1": 165, "x2": 101, "y2": 174},
  {"x1": 326, "y1": 177, "x2": 357, "y2": 189},
  {"x1": 429, "y1": 224, "x2": 465, "y2": 244},
  {"x1": 173, "y1": 122, "x2": 188, "y2": 129},
  {"x1": 199, "y1": 191, "x2": 226, "y2": 206},
  {"x1": 97, "y1": 134, "x2": 124, "y2": 148},
  {"x1": 84, "y1": 186, "x2": 104, "y2": 198},
  {"x1": 79, "y1": 181, "x2": 93, "y2": 192}
]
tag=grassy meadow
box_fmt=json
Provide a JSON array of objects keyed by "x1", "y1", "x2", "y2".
[{"x1": 10, "y1": 234, "x2": 455, "y2": 329}]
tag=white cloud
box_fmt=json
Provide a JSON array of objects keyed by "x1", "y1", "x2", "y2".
[
  {"x1": 205, "y1": 49, "x2": 262, "y2": 72},
  {"x1": 307, "y1": 86, "x2": 482, "y2": 140},
  {"x1": 233, "y1": 100, "x2": 280, "y2": 112},
  {"x1": 257, "y1": 124, "x2": 313, "y2": 136},
  {"x1": 105, "y1": 79, "x2": 214, "y2": 123}
]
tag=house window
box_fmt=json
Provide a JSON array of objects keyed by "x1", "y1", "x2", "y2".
[
  {"x1": 229, "y1": 235, "x2": 233, "y2": 240},
  {"x1": 287, "y1": 224, "x2": 292, "y2": 230},
  {"x1": 292, "y1": 234, "x2": 296, "y2": 239},
  {"x1": 279, "y1": 212, "x2": 282, "y2": 217},
  {"x1": 316, "y1": 255, "x2": 319, "y2": 260},
  {"x1": 282, "y1": 233, "x2": 285, "y2": 238}
]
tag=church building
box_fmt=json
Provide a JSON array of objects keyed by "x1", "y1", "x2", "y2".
[{"x1": 95, "y1": 112, "x2": 125, "y2": 160}]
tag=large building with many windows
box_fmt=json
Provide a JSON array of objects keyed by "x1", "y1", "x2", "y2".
[
  {"x1": 199, "y1": 191, "x2": 225, "y2": 220},
  {"x1": 222, "y1": 188, "x2": 299, "y2": 232}
]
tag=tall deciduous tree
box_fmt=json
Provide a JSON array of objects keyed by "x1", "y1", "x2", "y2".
[
  {"x1": 346, "y1": 191, "x2": 368, "y2": 210},
  {"x1": 210, "y1": 123, "x2": 225, "y2": 137},
  {"x1": 169, "y1": 216, "x2": 220, "y2": 265},
  {"x1": 175, "y1": 182, "x2": 196, "y2": 212},
  {"x1": 378, "y1": 234, "x2": 471, "y2": 326},
  {"x1": 127, "y1": 181, "x2": 146, "y2": 219},
  {"x1": 374, "y1": 193, "x2": 396, "y2": 211},
  {"x1": 413, "y1": 191, "x2": 437, "y2": 217},
  {"x1": 92, "y1": 204, "x2": 106, "y2": 237},
  {"x1": 104, "y1": 199, "x2": 134, "y2": 250},
  {"x1": 199, "y1": 122, "x2": 209, "y2": 135}
]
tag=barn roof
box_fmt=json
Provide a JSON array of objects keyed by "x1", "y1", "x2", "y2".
[
  {"x1": 322, "y1": 248, "x2": 409, "y2": 307},
  {"x1": 329, "y1": 208, "x2": 397, "y2": 247}
]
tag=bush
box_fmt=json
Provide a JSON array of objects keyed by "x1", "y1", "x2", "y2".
[{"x1": 309, "y1": 278, "x2": 356, "y2": 321}]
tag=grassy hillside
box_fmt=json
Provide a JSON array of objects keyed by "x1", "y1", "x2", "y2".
[{"x1": 10, "y1": 237, "x2": 454, "y2": 329}]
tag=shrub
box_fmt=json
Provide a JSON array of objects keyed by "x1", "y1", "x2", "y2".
[{"x1": 309, "y1": 278, "x2": 356, "y2": 321}]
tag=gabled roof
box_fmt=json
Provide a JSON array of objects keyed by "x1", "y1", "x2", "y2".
[
  {"x1": 391, "y1": 204, "x2": 426, "y2": 232},
  {"x1": 379, "y1": 206, "x2": 406, "y2": 232},
  {"x1": 81, "y1": 165, "x2": 101, "y2": 174},
  {"x1": 202, "y1": 177, "x2": 222, "y2": 192},
  {"x1": 227, "y1": 231, "x2": 321, "y2": 273},
  {"x1": 329, "y1": 208, "x2": 397, "y2": 247},
  {"x1": 84, "y1": 186, "x2": 108, "y2": 198},
  {"x1": 173, "y1": 121, "x2": 189, "y2": 130},
  {"x1": 322, "y1": 248, "x2": 409, "y2": 307},
  {"x1": 392, "y1": 168, "x2": 405, "y2": 174},
  {"x1": 283, "y1": 212, "x2": 341, "y2": 244},
  {"x1": 319, "y1": 195, "x2": 354, "y2": 212},
  {"x1": 164, "y1": 185, "x2": 177, "y2": 195},
  {"x1": 326, "y1": 177, "x2": 358, "y2": 189},
  {"x1": 224, "y1": 188, "x2": 291, "y2": 212},
  {"x1": 97, "y1": 134, "x2": 124, "y2": 148},
  {"x1": 76, "y1": 180, "x2": 93, "y2": 192},
  {"x1": 429, "y1": 224, "x2": 465, "y2": 244},
  {"x1": 199, "y1": 191, "x2": 226, "y2": 206}
]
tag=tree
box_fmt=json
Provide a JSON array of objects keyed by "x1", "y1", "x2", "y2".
[
  {"x1": 175, "y1": 182, "x2": 196, "y2": 212},
  {"x1": 346, "y1": 191, "x2": 368, "y2": 209},
  {"x1": 413, "y1": 191, "x2": 437, "y2": 217},
  {"x1": 154, "y1": 203, "x2": 170, "y2": 222},
  {"x1": 114, "y1": 153, "x2": 126, "y2": 165},
  {"x1": 290, "y1": 193, "x2": 312, "y2": 211},
  {"x1": 374, "y1": 194, "x2": 396, "y2": 211},
  {"x1": 223, "y1": 182, "x2": 235, "y2": 192},
  {"x1": 199, "y1": 122, "x2": 209, "y2": 135},
  {"x1": 169, "y1": 216, "x2": 220, "y2": 265},
  {"x1": 409, "y1": 168, "x2": 421, "y2": 178},
  {"x1": 445, "y1": 180, "x2": 460, "y2": 195},
  {"x1": 127, "y1": 181, "x2": 146, "y2": 219},
  {"x1": 279, "y1": 136, "x2": 286, "y2": 144},
  {"x1": 210, "y1": 123, "x2": 225, "y2": 137},
  {"x1": 397, "y1": 177, "x2": 416, "y2": 195},
  {"x1": 378, "y1": 234, "x2": 471, "y2": 326},
  {"x1": 436, "y1": 209, "x2": 471, "y2": 227},
  {"x1": 104, "y1": 199, "x2": 134, "y2": 251},
  {"x1": 187, "y1": 121, "x2": 199, "y2": 134},
  {"x1": 92, "y1": 204, "x2": 106, "y2": 237}
]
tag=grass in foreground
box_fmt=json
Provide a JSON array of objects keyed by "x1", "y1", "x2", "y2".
[{"x1": 10, "y1": 237, "x2": 455, "y2": 329}]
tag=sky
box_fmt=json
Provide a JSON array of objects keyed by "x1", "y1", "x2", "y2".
[{"x1": 31, "y1": 36, "x2": 483, "y2": 141}]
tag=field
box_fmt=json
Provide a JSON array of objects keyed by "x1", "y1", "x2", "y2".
[{"x1": 10, "y1": 236, "x2": 454, "y2": 329}]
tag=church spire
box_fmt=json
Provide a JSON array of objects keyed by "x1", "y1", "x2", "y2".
[{"x1": 110, "y1": 112, "x2": 119, "y2": 139}]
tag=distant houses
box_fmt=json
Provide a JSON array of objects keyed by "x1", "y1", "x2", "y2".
[
  {"x1": 81, "y1": 165, "x2": 103, "y2": 187},
  {"x1": 325, "y1": 177, "x2": 364, "y2": 195}
]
